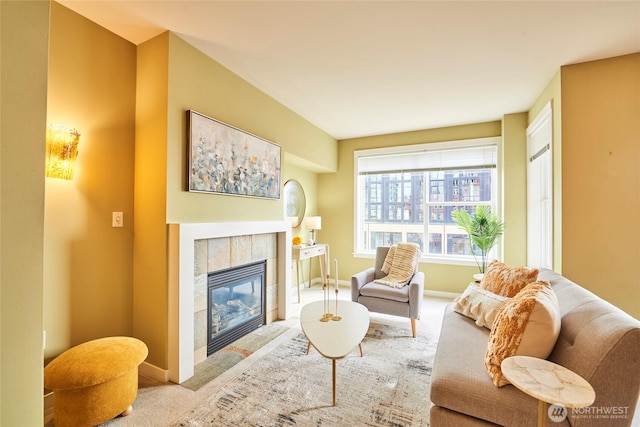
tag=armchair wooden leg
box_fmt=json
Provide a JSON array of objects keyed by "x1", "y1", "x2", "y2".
[{"x1": 411, "y1": 318, "x2": 417, "y2": 338}]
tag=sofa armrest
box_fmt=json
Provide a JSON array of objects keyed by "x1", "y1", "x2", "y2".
[
  {"x1": 351, "y1": 267, "x2": 375, "y2": 302},
  {"x1": 408, "y1": 271, "x2": 424, "y2": 319}
]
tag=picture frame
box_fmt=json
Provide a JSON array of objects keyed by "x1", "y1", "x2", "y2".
[{"x1": 188, "y1": 110, "x2": 281, "y2": 199}]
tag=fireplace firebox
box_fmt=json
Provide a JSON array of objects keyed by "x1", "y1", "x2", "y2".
[{"x1": 207, "y1": 260, "x2": 266, "y2": 356}]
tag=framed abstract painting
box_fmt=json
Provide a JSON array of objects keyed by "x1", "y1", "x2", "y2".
[{"x1": 188, "y1": 110, "x2": 281, "y2": 199}]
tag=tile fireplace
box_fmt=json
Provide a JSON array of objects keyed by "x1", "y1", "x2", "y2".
[{"x1": 168, "y1": 221, "x2": 292, "y2": 383}]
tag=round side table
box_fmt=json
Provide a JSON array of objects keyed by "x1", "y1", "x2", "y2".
[{"x1": 501, "y1": 355, "x2": 595, "y2": 427}]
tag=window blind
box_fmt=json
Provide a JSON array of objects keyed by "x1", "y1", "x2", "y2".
[{"x1": 358, "y1": 145, "x2": 497, "y2": 175}]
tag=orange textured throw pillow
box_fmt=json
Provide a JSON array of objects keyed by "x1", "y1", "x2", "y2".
[
  {"x1": 480, "y1": 260, "x2": 539, "y2": 298},
  {"x1": 484, "y1": 280, "x2": 561, "y2": 387}
]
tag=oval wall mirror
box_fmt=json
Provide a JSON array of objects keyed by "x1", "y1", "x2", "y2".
[{"x1": 283, "y1": 179, "x2": 306, "y2": 227}]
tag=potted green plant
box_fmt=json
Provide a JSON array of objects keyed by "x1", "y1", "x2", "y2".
[{"x1": 451, "y1": 205, "x2": 505, "y2": 274}]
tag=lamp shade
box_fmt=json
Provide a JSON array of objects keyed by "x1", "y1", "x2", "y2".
[
  {"x1": 45, "y1": 124, "x2": 80, "y2": 180},
  {"x1": 304, "y1": 216, "x2": 321, "y2": 230}
]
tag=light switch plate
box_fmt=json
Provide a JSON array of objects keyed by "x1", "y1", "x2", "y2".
[{"x1": 112, "y1": 212, "x2": 124, "y2": 228}]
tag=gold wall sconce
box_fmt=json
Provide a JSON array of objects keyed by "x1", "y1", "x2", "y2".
[{"x1": 46, "y1": 124, "x2": 80, "y2": 180}]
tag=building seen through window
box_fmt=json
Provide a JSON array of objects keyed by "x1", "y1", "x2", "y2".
[
  {"x1": 363, "y1": 170, "x2": 493, "y2": 255},
  {"x1": 355, "y1": 138, "x2": 499, "y2": 262}
]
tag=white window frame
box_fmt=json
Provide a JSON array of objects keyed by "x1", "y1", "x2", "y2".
[{"x1": 353, "y1": 137, "x2": 501, "y2": 266}]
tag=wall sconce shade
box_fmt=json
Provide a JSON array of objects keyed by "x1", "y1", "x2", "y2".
[{"x1": 46, "y1": 124, "x2": 80, "y2": 180}]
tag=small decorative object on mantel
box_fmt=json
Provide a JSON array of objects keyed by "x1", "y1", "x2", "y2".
[{"x1": 452, "y1": 205, "x2": 505, "y2": 274}]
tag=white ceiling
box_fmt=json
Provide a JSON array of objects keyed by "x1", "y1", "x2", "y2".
[{"x1": 58, "y1": 1, "x2": 640, "y2": 140}]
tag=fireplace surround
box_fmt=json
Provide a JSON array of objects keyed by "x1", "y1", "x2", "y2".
[{"x1": 168, "y1": 221, "x2": 292, "y2": 383}]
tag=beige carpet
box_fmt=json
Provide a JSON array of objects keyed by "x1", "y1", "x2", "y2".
[{"x1": 171, "y1": 322, "x2": 437, "y2": 426}]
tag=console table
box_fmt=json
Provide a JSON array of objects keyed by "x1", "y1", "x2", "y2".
[{"x1": 292, "y1": 244, "x2": 329, "y2": 303}]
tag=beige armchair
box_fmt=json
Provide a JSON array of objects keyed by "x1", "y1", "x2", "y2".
[{"x1": 351, "y1": 246, "x2": 425, "y2": 337}]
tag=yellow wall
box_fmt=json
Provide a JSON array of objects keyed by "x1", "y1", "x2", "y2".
[
  {"x1": 133, "y1": 32, "x2": 171, "y2": 369},
  {"x1": 501, "y1": 113, "x2": 528, "y2": 267},
  {"x1": 0, "y1": 1, "x2": 49, "y2": 424},
  {"x1": 561, "y1": 53, "x2": 640, "y2": 318},
  {"x1": 133, "y1": 32, "x2": 338, "y2": 369},
  {"x1": 44, "y1": 2, "x2": 137, "y2": 363},
  {"x1": 318, "y1": 121, "x2": 513, "y2": 295},
  {"x1": 165, "y1": 33, "x2": 337, "y2": 224}
]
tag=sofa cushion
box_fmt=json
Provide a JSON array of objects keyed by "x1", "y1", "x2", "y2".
[
  {"x1": 484, "y1": 280, "x2": 561, "y2": 387},
  {"x1": 430, "y1": 305, "x2": 544, "y2": 426},
  {"x1": 359, "y1": 281, "x2": 410, "y2": 302},
  {"x1": 479, "y1": 260, "x2": 539, "y2": 298},
  {"x1": 453, "y1": 283, "x2": 510, "y2": 329}
]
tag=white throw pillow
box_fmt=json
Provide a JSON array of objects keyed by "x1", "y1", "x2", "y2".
[{"x1": 454, "y1": 283, "x2": 510, "y2": 329}]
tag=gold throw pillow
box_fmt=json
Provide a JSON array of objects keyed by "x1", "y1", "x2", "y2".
[
  {"x1": 480, "y1": 260, "x2": 539, "y2": 298},
  {"x1": 484, "y1": 280, "x2": 561, "y2": 387}
]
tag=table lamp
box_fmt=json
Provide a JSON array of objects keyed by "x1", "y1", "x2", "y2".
[{"x1": 305, "y1": 216, "x2": 321, "y2": 245}]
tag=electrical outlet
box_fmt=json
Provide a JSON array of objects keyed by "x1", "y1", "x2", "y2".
[{"x1": 112, "y1": 212, "x2": 124, "y2": 228}]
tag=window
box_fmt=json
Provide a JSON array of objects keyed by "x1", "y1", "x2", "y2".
[{"x1": 354, "y1": 137, "x2": 499, "y2": 264}]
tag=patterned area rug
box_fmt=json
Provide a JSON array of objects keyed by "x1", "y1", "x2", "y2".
[{"x1": 172, "y1": 322, "x2": 437, "y2": 426}]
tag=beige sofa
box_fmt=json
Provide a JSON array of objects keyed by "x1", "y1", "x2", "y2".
[{"x1": 430, "y1": 269, "x2": 640, "y2": 426}]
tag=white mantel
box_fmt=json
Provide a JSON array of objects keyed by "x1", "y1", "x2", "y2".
[{"x1": 167, "y1": 221, "x2": 292, "y2": 383}]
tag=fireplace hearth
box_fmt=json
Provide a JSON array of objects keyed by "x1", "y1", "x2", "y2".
[{"x1": 207, "y1": 260, "x2": 266, "y2": 356}]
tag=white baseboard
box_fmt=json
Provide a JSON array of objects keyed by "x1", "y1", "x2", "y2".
[
  {"x1": 313, "y1": 278, "x2": 348, "y2": 288},
  {"x1": 139, "y1": 361, "x2": 170, "y2": 383},
  {"x1": 44, "y1": 389, "x2": 54, "y2": 412},
  {"x1": 424, "y1": 289, "x2": 459, "y2": 300},
  {"x1": 299, "y1": 277, "x2": 459, "y2": 300}
]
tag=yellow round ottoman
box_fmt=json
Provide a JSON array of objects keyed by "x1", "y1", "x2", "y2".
[{"x1": 44, "y1": 336, "x2": 148, "y2": 427}]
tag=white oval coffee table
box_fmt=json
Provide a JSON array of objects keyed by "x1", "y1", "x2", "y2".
[{"x1": 300, "y1": 300, "x2": 370, "y2": 406}]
